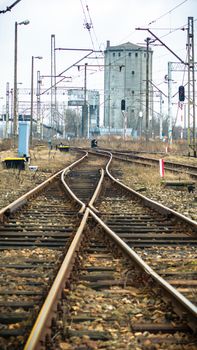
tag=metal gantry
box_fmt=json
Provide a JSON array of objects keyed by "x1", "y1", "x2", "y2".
[
  {"x1": 168, "y1": 59, "x2": 197, "y2": 156},
  {"x1": 136, "y1": 17, "x2": 196, "y2": 156}
]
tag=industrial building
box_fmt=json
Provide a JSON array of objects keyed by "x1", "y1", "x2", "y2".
[
  {"x1": 68, "y1": 89, "x2": 100, "y2": 137},
  {"x1": 104, "y1": 41, "x2": 153, "y2": 136}
]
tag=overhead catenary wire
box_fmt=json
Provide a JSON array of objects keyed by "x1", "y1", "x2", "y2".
[
  {"x1": 79, "y1": 0, "x2": 103, "y2": 69},
  {"x1": 0, "y1": 0, "x2": 21, "y2": 13},
  {"x1": 148, "y1": 0, "x2": 189, "y2": 26}
]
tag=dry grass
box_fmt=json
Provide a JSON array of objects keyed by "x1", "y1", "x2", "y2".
[
  {"x1": 0, "y1": 146, "x2": 76, "y2": 209},
  {"x1": 119, "y1": 162, "x2": 192, "y2": 188},
  {"x1": 95, "y1": 137, "x2": 192, "y2": 156},
  {"x1": 29, "y1": 147, "x2": 74, "y2": 171}
]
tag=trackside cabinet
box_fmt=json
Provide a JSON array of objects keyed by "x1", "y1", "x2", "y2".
[{"x1": 18, "y1": 121, "x2": 30, "y2": 158}]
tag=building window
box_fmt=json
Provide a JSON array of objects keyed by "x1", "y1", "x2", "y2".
[
  {"x1": 132, "y1": 71, "x2": 135, "y2": 75},
  {"x1": 128, "y1": 52, "x2": 131, "y2": 57},
  {"x1": 135, "y1": 52, "x2": 138, "y2": 57},
  {"x1": 144, "y1": 53, "x2": 146, "y2": 58},
  {"x1": 131, "y1": 109, "x2": 134, "y2": 113},
  {"x1": 132, "y1": 90, "x2": 135, "y2": 95},
  {"x1": 113, "y1": 52, "x2": 115, "y2": 57},
  {"x1": 118, "y1": 52, "x2": 121, "y2": 57}
]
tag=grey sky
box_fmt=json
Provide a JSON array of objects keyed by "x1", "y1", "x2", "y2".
[{"x1": 0, "y1": 0, "x2": 196, "y2": 120}]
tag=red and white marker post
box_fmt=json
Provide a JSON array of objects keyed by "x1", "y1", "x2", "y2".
[{"x1": 159, "y1": 159, "x2": 165, "y2": 177}]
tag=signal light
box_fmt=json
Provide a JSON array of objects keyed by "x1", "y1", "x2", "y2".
[
  {"x1": 178, "y1": 85, "x2": 185, "y2": 102},
  {"x1": 121, "y1": 99, "x2": 126, "y2": 111}
]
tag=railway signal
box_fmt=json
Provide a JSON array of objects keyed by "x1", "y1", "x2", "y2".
[
  {"x1": 121, "y1": 99, "x2": 126, "y2": 111},
  {"x1": 178, "y1": 85, "x2": 185, "y2": 102}
]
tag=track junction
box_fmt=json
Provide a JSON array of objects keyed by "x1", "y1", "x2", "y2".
[{"x1": 0, "y1": 148, "x2": 196, "y2": 349}]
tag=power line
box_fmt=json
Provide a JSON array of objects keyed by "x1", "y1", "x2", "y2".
[
  {"x1": 79, "y1": 0, "x2": 103, "y2": 70},
  {"x1": 79, "y1": 0, "x2": 93, "y2": 33},
  {"x1": 0, "y1": 0, "x2": 21, "y2": 13},
  {"x1": 148, "y1": 0, "x2": 189, "y2": 26}
]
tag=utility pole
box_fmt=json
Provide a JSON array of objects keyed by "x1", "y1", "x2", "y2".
[
  {"x1": 147, "y1": 80, "x2": 167, "y2": 140},
  {"x1": 13, "y1": 20, "x2": 29, "y2": 147},
  {"x1": 82, "y1": 63, "x2": 88, "y2": 137},
  {"x1": 168, "y1": 61, "x2": 197, "y2": 146},
  {"x1": 10, "y1": 88, "x2": 13, "y2": 136},
  {"x1": 51, "y1": 34, "x2": 56, "y2": 139},
  {"x1": 30, "y1": 55, "x2": 34, "y2": 145},
  {"x1": 187, "y1": 17, "x2": 196, "y2": 157},
  {"x1": 145, "y1": 37, "x2": 151, "y2": 143},
  {"x1": 184, "y1": 104, "x2": 187, "y2": 139},
  {"x1": 37, "y1": 70, "x2": 41, "y2": 137},
  {"x1": 159, "y1": 92, "x2": 163, "y2": 140},
  {"x1": 108, "y1": 62, "x2": 111, "y2": 137},
  {"x1": 168, "y1": 62, "x2": 173, "y2": 145},
  {"x1": 123, "y1": 111, "x2": 127, "y2": 140},
  {"x1": 5, "y1": 82, "x2": 9, "y2": 138},
  {"x1": 30, "y1": 56, "x2": 42, "y2": 145},
  {"x1": 13, "y1": 21, "x2": 18, "y2": 146}
]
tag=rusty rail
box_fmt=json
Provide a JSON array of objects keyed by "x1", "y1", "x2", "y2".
[
  {"x1": 0, "y1": 151, "x2": 87, "y2": 222},
  {"x1": 88, "y1": 168, "x2": 105, "y2": 213},
  {"x1": 23, "y1": 150, "x2": 197, "y2": 348},
  {"x1": 103, "y1": 150, "x2": 197, "y2": 230},
  {"x1": 24, "y1": 205, "x2": 197, "y2": 349},
  {"x1": 61, "y1": 151, "x2": 88, "y2": 213},
  {"x1": 24, "y1": 208, "x2": 90, "y2": 350},
  {"x1": 89, "y1": 208, "x2": 197, "y2": 332},
  {"x1": 0, "y1": 169, "x2": 63, "y2": 222}
]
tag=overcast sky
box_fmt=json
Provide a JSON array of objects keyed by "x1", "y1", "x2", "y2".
[{"x1": 0, "y1": 0, "x2": 196, "y2": 119}]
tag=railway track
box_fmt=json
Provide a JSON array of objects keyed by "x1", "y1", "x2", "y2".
[
  {"x1": 51, "y1": 220, "x2": 197, "y2": 349},
  {"x1": 65, "y1": 153, "x2": 106, "y2": 203},
  {"x1": 96, "y1": 148, "x2": 197, "y2": 179},
  {"x1": 24, "y1": 207, "x2": 197, "y2": 349},
  {"x1": 0, "y1": 179, "x2": 80, "y2": 349},
  {"x1": 0, "y1": 151, "x2": 106, "y2": 349},
  {"x1": 95, "y1": 152, "x2": 197, "y2": 307},
  {"x1": 0, "y1": 150, "x2": 196, "y2": 349}
]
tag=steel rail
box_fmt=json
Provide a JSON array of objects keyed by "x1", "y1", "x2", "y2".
[
  {"x1": 103, "y1": 150, "x2": 197, "y2": 229},
  {"x1": 89, "y1": 208, "x2": 197, "y2": 332},
  {"x1": 61, "y1": 151, "x2": 88, "y2": 213},
  {"x1": 88, "y1": 168, "x2": 105, "y2": 213},
  {"x1": 25, "y1": 205, "x2": 197, "y2": 350},
  {"x1": 24, "y1": 208, "x2": 90, "y2": 350},
  {"x1": 61, "y1": 150, "x2": 109, "y2": 213},
  {"x1": 24, "y1": 145, "x2": 197, "y2": 348},
  {"x1": 104, "y1": 149, "x2": 197, "y2": 176},
  {"x1": 0, "y1": 151, "x2": 87, "y2": 222},
  {"x1": 0, "y1": 169, "x2": 63, "y2": 222}
]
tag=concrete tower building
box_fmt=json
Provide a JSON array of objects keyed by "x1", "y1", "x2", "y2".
[{"x1": 104, "y1": 41, "x2": 153, "y2": 135}]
